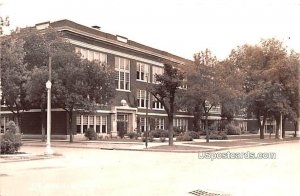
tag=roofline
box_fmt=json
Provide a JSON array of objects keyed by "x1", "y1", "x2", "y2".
[{"x1": 45, "y1": 19, "x2": 193, "y2": 65}]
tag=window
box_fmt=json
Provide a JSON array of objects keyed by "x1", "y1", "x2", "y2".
[
  {"x1": 155, "y1": 118, "x2": 165, "y2": 130},
  {"x1": 75, "y1": 47, "x2": 107, "y2": 64},
  {"x1": 76, "y1": 116, "x2": 81, "y2": 133},
  {"x1": 115, "y1": 57, "x2": 130, "y2": 90},
  {"x1": 136, "y1": 62, "x2": 150, "y2": 82},
  {"x1": 180, "y1": 77, "x2": 188, "y2": 89},
  {"x1": 173, "y1": 118, "x2": 188, "y2": 131},
  {"x1": 96, "y1": 116, "x2": 108, "y2": 133},
  {"x1": 82, "y1": 116, "x2": 88, "y2": 133},
  {"x1": 76, "y1": 115, "x2": 108, "y2": 134},
  {"x1": 139, "y1": 117, "x2": 150, "y2": 132},
  {"x1": 152, "y1": 96, "x2": 164, "y2": 110},
  {"x1": 152, "y1": 66, "x2": 164, "y2": 83},
  {"x1": 0, "y1": 116, "x2": 10, "y2": 134},
  {"x1": 137, "y1": 90, "x2": 149, "y2": 108}
]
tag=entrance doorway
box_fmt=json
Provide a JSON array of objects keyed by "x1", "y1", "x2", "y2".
[{"x1": 117, "y1": 114, "x2": 128, "y2": 135}]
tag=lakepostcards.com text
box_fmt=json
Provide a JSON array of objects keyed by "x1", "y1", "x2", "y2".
[{"x1": 198, "y1": 151, "x2": 276, "y2": 161}]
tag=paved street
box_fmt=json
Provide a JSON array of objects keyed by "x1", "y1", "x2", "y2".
[{"x1": 1, "y1": 141, "x2": 300, "y2": 196}]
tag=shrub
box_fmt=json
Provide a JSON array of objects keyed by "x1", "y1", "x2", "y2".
[
  {"x1": 149, "y1": 136, "x2": 154, "y2": 142},
  {"x1": 225, "y1": 123, "x2": 241, "y2": 135},
  {"x1": 187, "y1": 131, "x2": 200, "y2": 139},
  {"x1": 142, "y1": 136, "x2": 154, "y2": 142},
  {"x1": 176, "y1": 133, "x2": 193, "y2": 141},
  {"x1": 159, "y1": 130, "x2": 169, "y2": 138},
  {"x1": 173, "y1": 127, "x2": 184, "y2": 136},
  {"x1": 126, "y1": 132, "x2": 137, "y2": 139},
  {"x1": 0, "y1": 121, "x2": 22, "y2": 154},
  {"x1": 208, "y1": 121, "x2": 219, "y2": 131},
  {"x1": 149, "y1": 129, "x2": 168, "y2": 138},
  {"x1": 250, "y1": 129, "x2": 258, "y2": 134},
  {"x1": 149, "y1": 130, "x2": 160, "y2": 138},
  {"x1": 160, "y1": 137, "x2": 166, "y2": 142},
  {"x1": 118, "y1": 129, "x2": 126, "y2": 139},
  {"x1": 199, "y1": 131, "x2": 206, "y2": 136},
  {"x1": 206, "y1": 131, "x2": 228, "y2": 140},
  {"x1": 84, "y1": 128, "x2": 98, "y2": 140}
]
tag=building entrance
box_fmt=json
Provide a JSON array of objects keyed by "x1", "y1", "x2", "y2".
[{"x1": 117, "y1": 114, "x2": 128, "y2": 135}]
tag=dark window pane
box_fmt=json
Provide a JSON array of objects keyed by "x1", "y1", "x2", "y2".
[{"x1": 102, "y1": 125, "x2": 106, "y2": 133}]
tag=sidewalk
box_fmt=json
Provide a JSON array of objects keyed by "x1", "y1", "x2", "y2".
[
  {"x1": 20, "y1": 134, "x2": 300, "y2": 153},
  {"x1": 1, "y1": 136, "x2": 299, "y2": 163}
]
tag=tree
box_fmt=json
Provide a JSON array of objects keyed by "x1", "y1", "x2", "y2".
[
  {"x1": 228, "y1": 38, "x2": 295, "y2": 139},
  {"x1": 22, "y1": 28, "x2": 75, "y2": 141},
  {"x1": 24, "y1": 66, "x2": 49, "y2": 141},
  {"x1": 1, "y1": 34, "x2": 29, "y2": 131},
  {"x1": 185, "y1": 49, "x2": 225, "y2": 142},
  {"x1": 150, "y1": 63, "x2": 184, "y2": 146},
  {"x1": 55, "y1": 59, "x2": 115, "y2": 143}
]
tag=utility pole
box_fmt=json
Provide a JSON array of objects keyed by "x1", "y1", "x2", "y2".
[{"x1": 145, "y1": 73, "x2": 149, "y2": 148}]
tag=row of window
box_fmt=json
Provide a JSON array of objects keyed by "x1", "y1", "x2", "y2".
[
  {"x1": 173, "y1": 118, "x2": 188, "y2": 131},
  {"x1": 137, "y1": 89, "x2": 164, "y2": 109},
  {"x1": 76, "y1": 47, "x2": 187, "y2": 91},
  {"x1": 139, "y1": 117, "x2": 188, "y2": 132},
  {"x1": 76, "y1": 115, "x2": 108, "y2": 134},
  {"x1": 139, "y1": 117, "x2": 165, "y2": 132},
  {"x1": 76, "y1": 47, "x2": 107, "y2": 64}
]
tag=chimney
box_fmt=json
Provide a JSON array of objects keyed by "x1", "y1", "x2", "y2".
[{"x1": 92, "y1": 25, "x2": 101, "y2": 30}]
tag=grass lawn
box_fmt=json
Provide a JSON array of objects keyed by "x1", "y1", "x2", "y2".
[
  {"x1": 187, "y1": 137, "x2": 300, "y2": 147},
  {"x1": 149, "y1": 145, "x2": 212, "y2": 151}
]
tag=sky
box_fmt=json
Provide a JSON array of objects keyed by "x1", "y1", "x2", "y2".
[{"x1": 1, "y1": 0, "x2": 300, "y2": 60}]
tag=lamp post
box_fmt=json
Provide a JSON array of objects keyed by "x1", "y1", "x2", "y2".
[
  {"x1": 278, "y1": 113, "x2": 283, "y2": 140},
  {"x1": 0, "y1": 16, "x2": 9, "y2": 133},
  {"x1": 145, "y1": 73, "x2": 149, "y2": 148},
  {"x1": 204, "y1": 101, "x2": 209, "y2": 143},
  {"x1": 45, "y1": 56, "x2": 53, "y2": 155}
]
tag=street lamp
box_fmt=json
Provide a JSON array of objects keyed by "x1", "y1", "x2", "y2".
[
  {"x1": 204, "y1": 100, "x2": 209, "y2": 143},
  {"x1": 278, "y1": 113, "x2": 283, "y2": 140},
  {"x1": 0, "y1": 16, "x2": 9, "y2": 133},
  {"x1": 45, "y1": 80, "x2": 53, "y2": 155}
]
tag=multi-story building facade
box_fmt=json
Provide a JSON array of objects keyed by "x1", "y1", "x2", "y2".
[{"x1": 9, "y1": 19, "x2": 196, "y2": 138}]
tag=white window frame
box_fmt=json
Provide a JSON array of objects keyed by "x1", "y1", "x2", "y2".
[
  {"x1": 139, "y1": 117, "x2": 150, "y2": 132},
  {"x1": 76, "y1": 47, "x2": 107, "y2": 64},
  {"x1": 152, "y1": 96, "x2": 164, "y2": 110},
  {"x1": 76, "y1": 115, "x2": 108, "y2": 134},
  {"x1": 152, "y1": 66, "x2": 164, "y2": 83},
  {"x1": 115, "y1": 57, "x2": 130, "y2": 91},
  {"x1": 136, "y1": 62, "x2": 150, "y2": 82},
  {"x1": 155, "y1": 118, "x2": 165, "y2": 130},
  {"x1": 137, "y1": 90, "x2": 150, "y2": 108},
  {"x1": 173, "y1": 118, "x2": 188, "y2": 131},
  {"x1": 179, "y1": 77, "x2": 188, "y2": 89}
]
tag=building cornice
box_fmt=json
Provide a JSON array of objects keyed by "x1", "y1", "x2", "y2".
[{"x1": 54, "y1": 25, "x2": 186, "y2": 65}]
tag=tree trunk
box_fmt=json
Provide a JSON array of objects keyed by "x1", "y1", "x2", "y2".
[
  {"x1": 69, "y1": 111, "x2": 74, "y2": 143},
  {"x1": 257, "y1": 115, "x2": 265, "y2": 139},
  {"x1": 205, "y1": 112, "x2": 209, "y2": 143},
  {"x1": 294, "y1": 121, "x2": 298, "y2": 137},
  {"x1": 275, "y1": 116, "x2": 280, "y2": 139},
  {"x1": 193, "y1": 104, "x2": 202, "y2": 132},
  {"x1": 282, "y1": 116, "x2": 286, "y2": 138},
  {"x1": 168, "y1": 95, "x2": 175, "y2": 146},
  {"x1": 168, "y1": 115, "x2": 174, "y2": 146},
  {"x1": 41, "y1": 108, "x2": 46, "y2": 142}
]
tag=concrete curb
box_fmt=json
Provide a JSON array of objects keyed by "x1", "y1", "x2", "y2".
[{"x1": 20, "y1": 138, "x2": 300, "y2": 153}]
